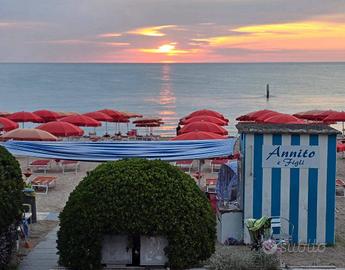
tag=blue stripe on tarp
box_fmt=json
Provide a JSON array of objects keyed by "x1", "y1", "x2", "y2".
[
  {"x1": 326, "y1": 134, "x2": 336, "y2": 244},
  {"x1": 290, "y1": 134, "x2": 300, "y2": 243},
  {"x1": 253, "y1": 134, "x2": 263, "y2": 219},
  {"x1": 308, "y1": 134, "x2": 319, "y2": 243},
  {"x1": 271, "y1": 134, "x2": 282, "y2": 235},
  {"x1": 1, "y1": 139, "x2": 235, "y2": 161}
]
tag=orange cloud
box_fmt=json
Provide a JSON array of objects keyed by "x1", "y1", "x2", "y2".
[
  {"x1": 128, "y1": 25, "x2": 177, "y2": 37},
  {"x1": 195, "y1": 21, "x2": 345, "y2": 51},
  {"x1": 98, "y1": 32, "x2": 122, "y2": 38}
]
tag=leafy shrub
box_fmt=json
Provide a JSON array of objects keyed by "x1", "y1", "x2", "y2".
[
  {"x1": 208, "y1": 246, "x2": 280, "y2": 270},
  {"x1": 0, "y1": 146, "x2": 23, "y2": 267},
  {"x1": 57, "y1": 159, "x2": 216, "y2": 270},
  {"x1": 0, "y1": 146, "x2": 23, "y2": 232}
]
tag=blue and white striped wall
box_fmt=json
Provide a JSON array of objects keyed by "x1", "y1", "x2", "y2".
[{"x1": 240, "y1": 133, "x2": 336, "y2": 244}]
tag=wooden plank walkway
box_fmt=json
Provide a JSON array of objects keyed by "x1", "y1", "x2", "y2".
[{"x1": 18, "y1": 226, "x2": 59, "y2": 270}]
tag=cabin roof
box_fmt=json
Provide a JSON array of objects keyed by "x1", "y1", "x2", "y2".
[{"x1": 236, "y1": 122, "x2": 340, "y2": 135}]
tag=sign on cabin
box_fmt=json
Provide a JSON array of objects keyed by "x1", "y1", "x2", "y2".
[{"x1": 262, "y1": 145, "x2": 320, "y2": 168}]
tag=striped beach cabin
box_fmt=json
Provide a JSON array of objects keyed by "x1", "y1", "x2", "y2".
[{"x1": 237, "y1": 123, "x2": 339, "y2": 245}]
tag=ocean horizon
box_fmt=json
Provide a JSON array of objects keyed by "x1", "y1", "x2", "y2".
[{"x1": 1, "y1": 62, "x2": 345, "y2": 136}]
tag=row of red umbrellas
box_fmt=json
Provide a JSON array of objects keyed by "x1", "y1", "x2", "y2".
[
  {"x1": 173, "y1": 110, "x2": 229, "y2": 140},
  {"x1": 5, "y1": 109, "x2": 135, "y2": 124},
  {"x1": 236, "y1": 110, "x2": 303, "y2": 124},
  {"x1": 236, "y1": 109, "x2": 345, "y2": 125},
  {"x1": 0, "y1": 109, "x2": 147, "y2": 141},
  {"x1": 0, "y1": 109, "x2": 145, "y2": 132}
]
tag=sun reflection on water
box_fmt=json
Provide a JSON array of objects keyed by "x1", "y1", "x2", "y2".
[{"x1": 157, "y1": 64, "x2": 178, "y2": 137}]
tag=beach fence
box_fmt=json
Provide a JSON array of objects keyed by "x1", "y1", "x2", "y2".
[{"x1": 237, "y1": 122, "x2": 339, "y2": 245}]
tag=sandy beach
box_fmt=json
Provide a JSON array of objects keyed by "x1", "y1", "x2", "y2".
[{"x1": 15, "y1": 153, "x2": 345, "y2": 267}]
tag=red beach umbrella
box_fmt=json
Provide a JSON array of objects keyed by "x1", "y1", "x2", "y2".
[
  {"x1": 83, "y1": 112, "x2": 113, "y2": 122},
  {"x1": 37, "y1": 121, "x2": 84, "y2": 137},
  {"x1": 264, "y1": 114, "x2": 305, "y2": 124},
  {"x1": 116, "y1": 117, "x2": 130, "y2": 123},
  {"x1": 293, "y1": 110, "x2": 336, "y2": 121},
  {"x1": 236, "y1": 110, "x2": 276, "y2": 121},
  {"x1": 185, "y1": 109, "x2": 228, "y2": 121},
  {"x1": 171, "y1": 131, "x2": 226, "y2": 140},
  {"x1": 83, "y1": 111, "x2": 114, "y2": 134},
  {"x1": 179, "y1": 121, "x2": 228, "y2": 135},
  {"x1": 59, "y1": 115, "x2": 101, "y2": 127},
  {"x1": 0, "y1": 128, "x2": 58, "y2": 141},
  {"x1": 323, "y1": 111, "x2": 345, "y2": 134},
  {"x1": 98, "y1": 109, "x2": 129, "y2": 133},
  {"x1": 322, "y1": 111, "x2": 345, "y2": 122},
  {"x1": 7, "y1": 111, "x2": 44, "y2": 127},
  {"x1": 98, "y1": 109, "x2": 126, "y2": 120},
  {"x1": 0, "y1": 117, "x2": 19, "y2": 132},
  {"x1": 133, "y1": 117, "x2": 162, "y2": 124},
  {"x1": 255, "y1": 111, "x2": 282, "y2": 122},
  {"x1": 180, "y1": 115, "x2": 228, "y2": 126},
  {"x1": 135, "y1": 121, "x2": 162, "y2": 135},
  {"x1": 135, "y1": 122, "x2": 162, "y2": 127},
  {"x1": 122, "y1": 112, "x2": 143, "y2": 118},
  {"x1": 33, "y1": 110, "x2": 61, "y2": 122}
]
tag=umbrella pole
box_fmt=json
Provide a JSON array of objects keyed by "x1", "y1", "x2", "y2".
[
  {"x1": 105, "y1": 122, "x2": 108, "y2": 135},
  {"x1": 342, "y1": 122, "x2": 344, "y2": 136},
  {"x1": 198, "y1": 159, "x2": 203, "y2": 187},
  {"x1": 22, "y1": 122, "x2": 24, "y2": 128}
]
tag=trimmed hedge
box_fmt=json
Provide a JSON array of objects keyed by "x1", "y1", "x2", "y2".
[
  {"x1": 57, "y1": 159, "x2": 216, "y2": 269},
  {"x1": 0, "y1": 146, "x2": 23, "y2": 232},
  {"x1": 0, "y1": 146, "x2": 23, "y2": 267}
]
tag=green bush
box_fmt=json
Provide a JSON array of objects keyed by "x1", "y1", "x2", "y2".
[
  {"x1": 57, "y1": 159, "x2": 216, "y2": 269},
  {"x1": 0, "y1": 146, "x2": 23, "y2": 233},
  {"x1": 0, "y1": 146, "x2": 23, "y2": 267}
]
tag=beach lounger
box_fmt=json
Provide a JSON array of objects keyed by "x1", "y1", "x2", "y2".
[
  {"x1": 61, "y1": 160, "x2": 80, "y2": 174},
  {"x1": 29, "y1": 159, "x2": 51, "y2": 174},
  {"x1": 211, "y1": 158, "x2": 229, "y2": 173},
  {"x1": 175, "y1": 160, "x2": 193, "y2": 173},
  {"x1": 30, "y1": 176, "x2": 57, "y2": 194},
  {"x1": 336, "y1": 179, "x2": 345, "y2": 197}
]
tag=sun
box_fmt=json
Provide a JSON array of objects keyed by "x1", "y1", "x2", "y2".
[{"x1": 157, "y1": 44, "x2": 175, "y2": 53}]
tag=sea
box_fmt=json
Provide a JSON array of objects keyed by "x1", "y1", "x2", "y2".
[{"x1": 0, "y1": 63, "x2": 344, "y2": 137}]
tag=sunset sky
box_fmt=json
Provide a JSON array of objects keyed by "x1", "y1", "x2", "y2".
[{"x1": 0, "y1": 0, "x2": 344, "y2": 63}]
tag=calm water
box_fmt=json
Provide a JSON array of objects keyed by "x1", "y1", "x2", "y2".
[{"x1": 0, "y1": 63, "x2": 344, "y2": 136}]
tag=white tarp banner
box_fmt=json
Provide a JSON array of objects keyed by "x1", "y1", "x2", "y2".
[{"x1": 262, "y1": 145, "x2": 319, "y2": 168}]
